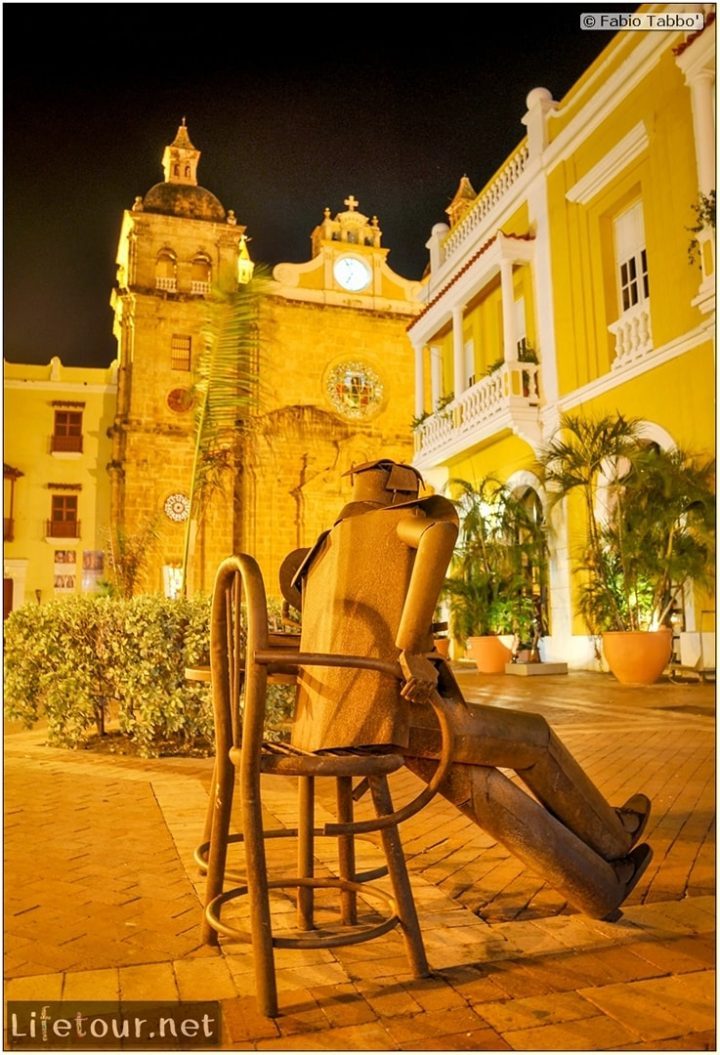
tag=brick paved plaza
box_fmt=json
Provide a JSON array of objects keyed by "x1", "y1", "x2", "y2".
[{"x1": 5, "y1": 670, "x2": 715, "y2": 1050}]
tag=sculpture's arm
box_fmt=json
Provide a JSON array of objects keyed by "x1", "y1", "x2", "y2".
[{"x1": 395, "y1": 514, "x2": 458, "y2": 704}]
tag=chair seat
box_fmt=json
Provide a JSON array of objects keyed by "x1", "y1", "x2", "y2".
[{"x1": 228, "y1": 742, "x2": 406, "y2": 777}]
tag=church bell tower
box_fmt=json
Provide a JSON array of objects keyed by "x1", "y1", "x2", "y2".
[{"x1": 109, "y1": 122, "x2": 253, "y2": 595}]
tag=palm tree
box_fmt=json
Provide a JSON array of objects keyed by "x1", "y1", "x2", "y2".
[
  {"x1": 443, "y1": 476, "x2": 546, "y2": 642},
  {"x1": 181, "y1": 270, "x2": 270, "y2": 594},
  {"x1": 106, "y1": 517, "x2": 160, "y2": 598},
  {"x1": 602, "y1": 444, "x2": 715, "y2": 630},
  {"x1": 539, "y1": 413, "x2": 715, "y2": 633},
  {"x1": 540, "y1": 413, "x2": 641, "y2": 560}
]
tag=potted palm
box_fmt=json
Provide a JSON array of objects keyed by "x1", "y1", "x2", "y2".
[
  {"x1": 541, "y1": 414, "x2": 715, "y2": 684},
  {"x1": 443, "y1": 477, "x2": 545, "y2": 673}
]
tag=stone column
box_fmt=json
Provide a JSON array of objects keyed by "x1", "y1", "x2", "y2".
[
  {"x1": 413, "y1": 342, "x2": 425, "y2": 419},
  {"x1": 452, "y1": 305, "x2": 465, "y2": 398},
  {"x1": 685, "y1": 68, "x2": 715, "y2": 196},
  {"x1": 425, "y1": 223, "x2": 450, "y2": 276},
  {"x1": 521, "y1": 86, "x2": 556, "y2": 160},
  {"x1": 430, "y1": 345, "x2": 443, "y2": 409},
  {"x1": 500, "y1": 258, "x2": 517, "y2": 363}
]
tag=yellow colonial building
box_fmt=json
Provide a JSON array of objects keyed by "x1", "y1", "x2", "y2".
[
  {"x1": 4, "y1": 357, "x2": 117, "y2": 611},
  {"x1": 410, "y1": 7, "x2": 715, "y2": 666}
]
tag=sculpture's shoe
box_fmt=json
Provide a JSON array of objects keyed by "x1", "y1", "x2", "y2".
[
  {"x1": 616, "y1": 793, "x2": 651, "y2": 849},
  {"x1": 603, "y1": 842, "x2": 653, "y2": 921}
]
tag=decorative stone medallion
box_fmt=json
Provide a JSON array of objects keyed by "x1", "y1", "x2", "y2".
[
  {"x1": 167, "y1": 387, "x2": 194, "y2": 413},
  {"x1": 164, "y1": 492, "x2": 191, "y2": 522},
  {"x1": 326, "y1": 361, "x2": 384, "y2": 420}
]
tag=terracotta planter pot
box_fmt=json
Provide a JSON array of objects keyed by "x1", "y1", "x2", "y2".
[
  {"x1": 433, "y1": 637, "x2": 450, "y2": 658},
  {"x1": 602, "y1": 628, "x2": 672, "y2": 685},
  {"x1": 466, "y1": 635, "x2": 513, "y2": 674}
]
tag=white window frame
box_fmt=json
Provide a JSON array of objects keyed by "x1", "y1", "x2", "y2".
[{"x1": 613, "y1": 202, "x2": 649, "y2": 316}]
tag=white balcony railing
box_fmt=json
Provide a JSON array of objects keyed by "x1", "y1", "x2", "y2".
[
  {"x1": 156, "y1": 276, "x2": 177, "y2": 292},
  {"x1": 190, "y1": 280, "x2": 211, "y2": 295},
  {"x1": 415, "y1": 361, "x2": 540, "y2": 459},
  {"x1": 442, "y1": 143, "x2": 530, "y2": 265},
  {"x1": 608, "y1": 299, "x2": 653, "y2": 370}
]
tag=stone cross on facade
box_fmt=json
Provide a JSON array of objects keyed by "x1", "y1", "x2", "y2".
[{"x1": 344, "y1": 194, "x2": 359, "y2": 212}]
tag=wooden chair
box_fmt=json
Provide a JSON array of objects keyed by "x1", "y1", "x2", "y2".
[{"x1": 200, "y1": 554, "x2": 454, "y2": 1017}]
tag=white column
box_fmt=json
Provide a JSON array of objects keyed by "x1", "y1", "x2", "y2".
[
  {"x1": 500, "y1": 258, "x2": 517, "y2": 362},
  {"x1": 430, "y1": 345, "x2": 443, "y2": 408},
  {"x1": 425, "y1": 223, "x2": 450, "y2": 276},
  {"x1": 688, "y1": 69, "x2": 716, "y2": 196},
  {"x1": 521, "y1": 87, "x2": 556, "y2": 159},
  {"x1": 528, "y1": 177, "x2": 560, "y2": 405},
  {"x1": 452, "y1": 305, "x2": 465, "y2": 398},
  {"x1": 413, "y1": 342, "x2": 425, "y2": 419}
]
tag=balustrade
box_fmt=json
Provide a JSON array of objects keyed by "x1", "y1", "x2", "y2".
[
  {"x1": 414, "y1": 361, "x2": 540, "y2": 459},
  {"x1": 608, "y1": 300, "x2": 653, "y2": 370},
  {"x1": 442, "y1": 143, "x2": 530, "y2": 264}
]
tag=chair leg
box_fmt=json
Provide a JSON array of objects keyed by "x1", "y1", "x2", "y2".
[
  {"x1": 242, "y1": 775, "x2": 279, "y2": 1017},
  {"x1": 197, "y1": 759, "x2": 217, "y2": 873},
  {"x1": 369, "y1": 775, "x2": 429, "y2": 978},
  {"x1": 336, "y1": 777, "x2": 358, "y2": 925},
  {"x1": 297, "y1": 775, "x2": 315, "y2": 930},
  {"x1": 201, "y1": 758, "x2": 235, "y2": 946}
]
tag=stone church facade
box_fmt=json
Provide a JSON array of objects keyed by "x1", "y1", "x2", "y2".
[{"x1": 109, "y1": 123, "x2": 421, "y2": 599}]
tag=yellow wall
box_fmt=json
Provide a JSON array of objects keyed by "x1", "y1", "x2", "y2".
[
  {"x1": 4, "y1": 359, "x2": 116, "y2": 606},
  {"x1": 576, "y1": 341, "x2": 714, "y2": 452},
  {"x1": 550, "y1": 49, "x2": 702, "y2": 396},
  {"x1": 447, "y1": 433, "x2": 536, "y2": 485}
]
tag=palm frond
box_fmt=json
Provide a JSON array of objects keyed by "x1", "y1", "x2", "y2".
[{"x1": 181, "y1": 268, "x2": 272, "y2": 592}]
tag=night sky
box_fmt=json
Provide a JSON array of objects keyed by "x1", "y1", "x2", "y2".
[{"x1": 4, "y1": 4, "x2": 635, "y2": 369}]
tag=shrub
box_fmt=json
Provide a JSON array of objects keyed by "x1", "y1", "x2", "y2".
[
  {"x1": 4, "y1": 594, "x2": 213, "y2": 755},
  {"x1": 112, "y1": 594, "x2": 214, "y2": 755},
  {"x1": 4, "y1": 596, "x2": 125, "y2": 746},
  {"x1": 4, "y1": 593, "x2": 296, "y2": 755}
]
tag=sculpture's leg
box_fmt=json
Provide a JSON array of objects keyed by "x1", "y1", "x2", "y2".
[
  {"x1": 404, "y1": 756, "x2": 639, "y2": 919},
  {"x1": 409, "y1": 676, "x2": 636, "y2": 861}
]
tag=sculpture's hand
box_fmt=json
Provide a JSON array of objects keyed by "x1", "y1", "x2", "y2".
[{"x1": 399, "y1": 651, "x2": 438, "y2": 705}]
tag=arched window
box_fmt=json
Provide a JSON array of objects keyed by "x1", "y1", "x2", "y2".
[
  {"x1": 155, "y1": 251, "x2": 177, "y2": 292},
  {"x1": 191, "y1": 255, "x2": 211, "y2": 295}
]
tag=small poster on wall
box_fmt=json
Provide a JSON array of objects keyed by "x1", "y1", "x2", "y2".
[
  {"x1": 82, "y1": 551, "x2": 104, "y2": 592},
  {"x1": 53, "y1": 550, "x2": 76, "y2": 593}
]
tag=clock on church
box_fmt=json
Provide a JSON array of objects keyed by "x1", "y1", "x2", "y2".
[{"x1": 333, "y1": 255, "x2": 371, "y2": 292}]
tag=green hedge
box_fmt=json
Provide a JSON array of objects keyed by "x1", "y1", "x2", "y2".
[{"x1": 4, "y1": 594, "x2": 294, "y2": 756}]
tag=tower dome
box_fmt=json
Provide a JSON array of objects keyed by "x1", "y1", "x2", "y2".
[{"x1": 141, "y1": 120, "x2": 226, "y2": 222}]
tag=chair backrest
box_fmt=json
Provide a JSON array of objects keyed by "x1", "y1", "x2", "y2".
[
  {"x1": 208, "y1": 553, "x2": 456, "y2": 837},
  {"x1": 210, "y1": 554, "x2": 270, "y2": 774}
]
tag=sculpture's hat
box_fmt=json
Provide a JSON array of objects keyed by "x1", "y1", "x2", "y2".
[{"x1": 342, "y1": 458, "x2": 423, "y2": 495}]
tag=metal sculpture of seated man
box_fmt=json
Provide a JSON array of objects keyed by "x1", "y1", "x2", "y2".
[{"x1": 287, "y1": 458, "x2": 652, "y2": 920}]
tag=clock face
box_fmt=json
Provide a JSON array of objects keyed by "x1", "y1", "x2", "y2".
[{"x1": 333, "y1": 256, "x2": 371, "y2": 292}]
